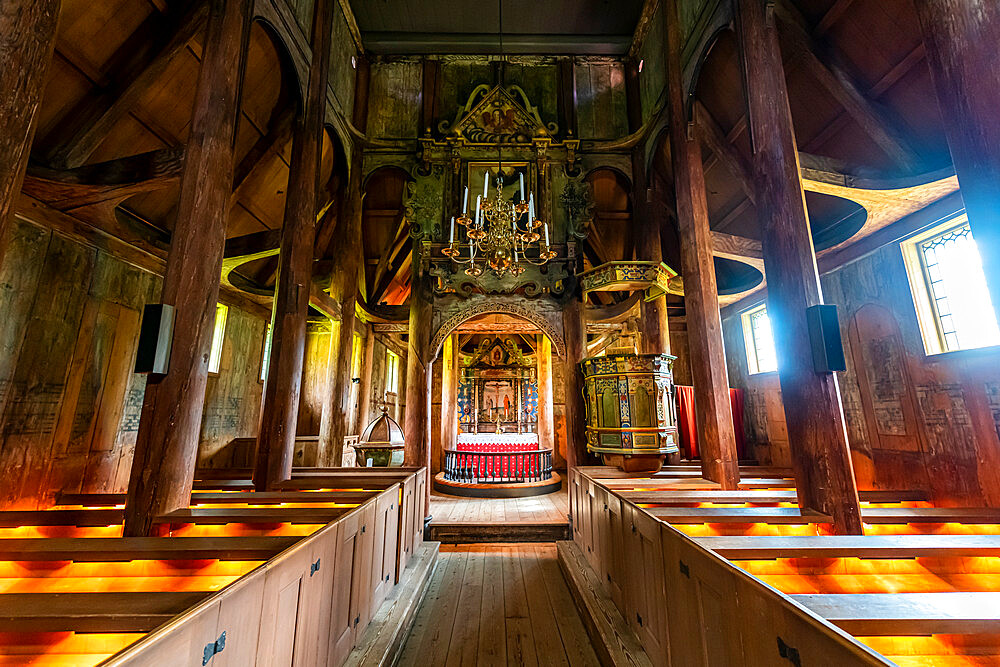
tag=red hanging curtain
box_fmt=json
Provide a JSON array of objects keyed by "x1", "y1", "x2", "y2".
[{"x1": 674, "y1": 386, "x2": 746, "y2": 461}]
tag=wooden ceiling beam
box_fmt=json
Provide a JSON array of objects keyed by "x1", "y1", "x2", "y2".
[
  {"x1": 44, "y1": 0, "x2": 208, "y2": 169},
  {"x1": 368, "y1": 213, "x2": 409, "y2": 303},
  {"x1": 694, "y1": 101, "x2": 756, "y2": 204},
  {"x1": 231, "y1": 105, "x2": 296, "y2": 202},
  {"x1": 813, "y1": 0, "x2": 856, "y2": 38},
  {"x1": 776, "y1": 1, "x2": 922, "y2": 173},
  {"x1": 22, "y1": 147, "x2": 184, "y2": 210}
]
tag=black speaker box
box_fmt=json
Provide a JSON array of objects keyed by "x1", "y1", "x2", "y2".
[
  {"x1": 134, "y1": 304, "x2": 175, "y2": 375},
  {"x1": 806, "y1": 304, "x2": 846, "y2": 373}
]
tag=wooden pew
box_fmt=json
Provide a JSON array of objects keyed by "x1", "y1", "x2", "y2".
[
  {"x1": 0, "y1": 591, "x2": 210, "y2": 632},
  {"x1": 599, "y1": 477, "x2": 798, "y2": 490},
  {"x1": 694, "y1": 534, "x2": 1000, "y2": 558},
  {"x1": 792, "y1": 593, "x2": 1000, "y2": 635},
  {"x1": 619, "y1": 489, "x2": 928, "y2": 504},
  {"x1": 0, "y1": 509, "x2": 124, "y2": 528},
  {"x1": 645, "y1": 507, "x2": 833, "y2": 524},
  {"x1": 0, "y1": 536, "x2": 296, "y2": 561},
  {"x1": 154, "y1": 506, "x2": 354, "y2": 525},
  {"x1": 56, "y1": 490, "x2": 378, "y2": 507}
]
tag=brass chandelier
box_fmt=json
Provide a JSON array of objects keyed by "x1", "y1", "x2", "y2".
[{"x1": 442, "y1": 172, "x2": 556, "y2": 277}]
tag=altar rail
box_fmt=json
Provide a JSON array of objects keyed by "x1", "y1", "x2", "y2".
[{"x1": 443, "y1": 448, "x2": 553, "y2": 484}]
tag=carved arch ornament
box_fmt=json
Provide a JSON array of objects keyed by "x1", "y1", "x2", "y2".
[{"x1": 430, "y1": 301, "x2": 566, "y2": 358}]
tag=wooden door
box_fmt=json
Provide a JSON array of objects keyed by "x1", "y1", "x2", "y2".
[
  {"x1": 622, "y1": 506, "x2": 669, "y2": 666},
  {"x1": 370, "y1": 488, "x2": 399, "y2": 613},
  {"x1": 292, "y1": 523, "x2": 339, "y2": 667},
  {"x1": 604, "y1": 492, "x2": 626, "y2": 611},
  {"x1": 104, "y1": 598, "x2": 221, "y2": 666},
  {"x1": 354, "y1": 502, "x2": 377, "y2": 629},
  {"x1": 255, "y1": 545, "x2": 312, "y2": 667},
  {"x1": 330, "y1": 511, "x2": 362, "y2": 664},
  {"x1": 413, "y1": 470, "x2": 426, "y2": 550},
  {"x1": 396, "y1": 476, "x2": 415, "y2": 580}
]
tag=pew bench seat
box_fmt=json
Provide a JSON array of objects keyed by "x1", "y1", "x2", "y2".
[
  {"x1": 792, "y1": 592, "x2": 1000, "y2": 635},
  {"x1": 645, "y1": 507, "x2": 833, "y2": 524},
  {"x1": 154, "y1": 506, "x2": 353, "y2": 525},
  {"x1": 695, "y1": 535, "x2": 1000, "y2": 559},
  {"x1": 0, "y1": 591, "x2": 209, "y2": 632},
  {"x1": 0, "y1": 536, "x2": 296, "y2": 561}
]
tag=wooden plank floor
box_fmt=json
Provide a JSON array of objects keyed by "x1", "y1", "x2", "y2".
[
  {"x1": 397, "y1": 544, "x2": 599, "y2": 667},
  {"x1": 429, "y1": 486, "x2": 569, "y2": 524}
]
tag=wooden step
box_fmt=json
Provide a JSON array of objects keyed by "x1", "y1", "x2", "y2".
[
  {"x1": 695, "y1": 535, "x2": 1000, "y2": 559},
  {"x1": 427, "y1": 521, "x2": 569, "y2": 543},
  {"x1": 0, "y1": 536, "x2": 296, "y2": 561},
  {"x1": 556, "y1": 540, "x2": 652, "y2": 667},
  {"x1": 0, "y1": 591, "x2": 209, "y2": 632},
  {"x1": 792, "y1": 592, "x2": 1000, "y2": 635}
]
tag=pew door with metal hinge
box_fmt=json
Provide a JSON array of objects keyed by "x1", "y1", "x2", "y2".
[
  {"x1": 662, "y1": 522, "x2": 742, "y2": 667},
  {"x1": 370, "y1": 489, "x2": 399, "y2": 613},
  {"x1": 623, "y1": 505, "x2": 670, "y2": 667},
  {"x1": 396, "y1": 476, "x2": 415, "y2": 580},
  {"x1": 330, "y1": 511, "x2": 362, "y2": 665},
  {"x1": 254, "y1": 543, "x2": 313, "y2": 666}
]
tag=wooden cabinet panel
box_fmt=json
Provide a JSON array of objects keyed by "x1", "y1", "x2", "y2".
[
  {"x1": 622, "y1": 505, "x2": 669, "y2": 667},
  {"x1": 212, "y1": 571, "x2": 265, "y2": 667},
  {"x1": 102, "y1": 598, "x2": 221, "y2": 666},
  {"x1": 329, "y1": 512, "x2": 361, "y2": 666},
  {"x1": 256, "y1": 544, "x2": 312, "y2": 667}
]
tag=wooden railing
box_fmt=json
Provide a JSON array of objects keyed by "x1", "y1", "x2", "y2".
[{"x1": 443, "y1": 448, "x2": 553, "y2": 484}]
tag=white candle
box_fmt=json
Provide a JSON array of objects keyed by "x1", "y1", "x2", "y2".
[
  {"x1": 462, "y1": 187, "x2": 469, "y2": 214},
  {"x1": 544, "y1": 222, "x2": 550, "y2": 245},
  {"x1": 483, "y1": 172, "x2": 489, "y2": 199},
  {"x1": 529, "y1": 198, "x2": 534, "y2": 224},
  {"x1": 475, "y1": 195, "x2": 482, "y2": 226},
  {"x1": 449, "y1": 216, "x2": 455, "y2": 242},
  {"x1": 519, "y1": 173, "x2": 525, "y2": 201}
]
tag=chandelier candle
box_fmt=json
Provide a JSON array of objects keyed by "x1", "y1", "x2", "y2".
[{"x1": 442, "y1": 170, "x2": 556, "y2": 278}]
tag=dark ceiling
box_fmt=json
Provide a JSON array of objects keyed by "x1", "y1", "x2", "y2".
[{"x1": 348, "y1": 0, "x2": 646, "y2": 55}]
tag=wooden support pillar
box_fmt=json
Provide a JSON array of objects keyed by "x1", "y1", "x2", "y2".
[
  {"x1": 439, "y1": 334, "x2": 458, "y2": 471},
  {"x1": 322, "y1": 57, "x2": 369, "y2": 465},
  {"x1": 357, "y1": 323, "x2": 376, "y2": 428},
  {"x1": 664, "y1": 0, "x2": 740, "y2": 489},
  {"x1": 561, "y1": 297, "x2": 588, "y2": 470},
  {"x1": 536, "y1": 334, "x2": 556, "y2": 465},
  {"x1": 253, "y1": 0, "x2": 336, "y2": 490},
  {"x1": 0, "y1": 0, "x2": 61, "y2": 265},
  {"x1": 913, "y1": 0, "x2": 1000, "y2": 327},
  {"x1": 404, "y1": 265, "x2": 433, "y2": 516},
  {"x1": 123, "y1": 0, "x2": 250, "y2": 537},
  {"x1": 736, "y1": 0, "x2": 862, "y2": 534}
]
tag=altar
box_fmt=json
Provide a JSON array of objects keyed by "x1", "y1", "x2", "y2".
[{"x1": 436, "y1": 336, "x2": 560, "y2": 497}]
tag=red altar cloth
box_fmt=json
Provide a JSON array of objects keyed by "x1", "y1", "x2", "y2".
[
  {"x1": 455, "y1": 435, "x2": 540, "y2": 479},
  {"x1": 675, "y1": 386, "x2": 746, "y2": 460}
]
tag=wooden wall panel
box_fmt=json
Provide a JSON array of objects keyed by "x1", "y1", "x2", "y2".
[
  {"x1": 724, "y1": 242, "x2": 1000, "y2": 505},
  {"x1": 574, "y1": 60, "x2": 628, "y2": 141},
  {"x1": 366, "y1": 61, "x2": 422, "y2": 139},
  {"x1": 0, "y1": 218, "x2": 268, "y2": 507},
  {"x1": 198, "y1": 306, "x2": 267, "y2": 468},
  {"x1": 297, "y1": 327, "x2": 334, "y2": 437}
]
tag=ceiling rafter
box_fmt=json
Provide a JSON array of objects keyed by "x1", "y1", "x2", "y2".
[
  {"x1": 776, "y1": 1, "x2": 922, "y2": 173},
  {"x1": 44, "y1": 0, "x2": 208, "y2": 169},
  {"x1": 694, "y1": 101, "x2": 756, "y2": 204}
]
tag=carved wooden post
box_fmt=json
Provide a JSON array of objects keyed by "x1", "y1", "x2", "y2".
[
  {"x1": 124, "y1": 0, "x2": 250, "y2": 536},
  {"x1": 736, "y1": 0, "x2": 862, "y2": 533},
  {"x1": 562, "y1": 297, "x2": 588, "y2": 470},
  {"x1": 404, "y1": 260, "x2": 433, "y2": 516},
  {"x1": 323, "y1": 58, "x2": 369, "y2": 465},
  {"x1": 253, "y1": 0, "x2": 336, "y2": 490},
  {"x1": 439, "y1": 334, "x2": 459, "y2": 470},
  {"x1": 664, "y1": 0, "x2": 740, "y2": 488},
  {"x1": 536, "y1": 333, "x2": 557, "y2": 465},
  {"x1": 913, "y1": 0, "x2": 1000, "y2": 325},
  {"x1": 358, "y1": 323, "x2": 376, "y2": 428},
  {"x1": 0, "y1": 0, "x2": 61, "y2": 265}
]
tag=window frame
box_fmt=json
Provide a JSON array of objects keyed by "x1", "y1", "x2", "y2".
[
  {"x1": 900, "y1": 215, "x2": 1000, "y2": 356},
  {"x1": 740, "y1": 302, "x2": 778, "y2": 376},
  {"x1": 207, "y1": 304, "x2": 229, "y2": 375},
  {"x1": 385, "y1": 350, "x2": 400, "y2": 395}
]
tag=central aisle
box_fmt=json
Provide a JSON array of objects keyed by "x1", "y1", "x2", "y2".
[{"x1": 397, "y1": 543, "x2": 600, "y2": 666}]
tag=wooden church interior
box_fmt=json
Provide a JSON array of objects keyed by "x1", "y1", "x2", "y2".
[{"x1": 1, "y1": 0, "x2": 999, "y2": 664}]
